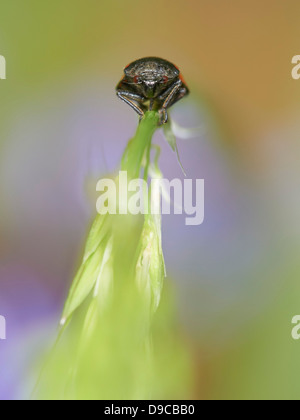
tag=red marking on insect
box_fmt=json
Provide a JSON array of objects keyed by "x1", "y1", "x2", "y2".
[
  {"x1": 162, "y1": 76, "x2": 169, "y2": 84},
  {"x1": 133, "y1": 75, "x2": 140, "y2": 83},
  {"x1": 180, "y1": 74, "x2": 187, "y2": 85}
]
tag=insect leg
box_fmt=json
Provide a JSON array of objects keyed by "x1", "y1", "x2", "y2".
[
  {"x1": 157, "y1": 80, "x2": 183, "y2": 125},
  {"x1": 161, "y1": 80, "x2": 183, "y2": 109},
  {"x1": 116, "y1": 91, "x2": 145, "y2": 117}
]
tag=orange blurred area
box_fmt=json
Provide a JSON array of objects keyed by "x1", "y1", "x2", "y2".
[{"x1": 1, "y1": 0, "x2": 300, "y2": 138}]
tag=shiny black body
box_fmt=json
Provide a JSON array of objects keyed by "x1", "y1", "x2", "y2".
[{"x1": 116, "y1": 57, "x2": 189, "y2": 125}]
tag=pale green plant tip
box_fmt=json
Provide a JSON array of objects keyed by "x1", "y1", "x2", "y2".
[
  {"x1": 60, "y1": 111, "x2": 162, "y2": 327},
  {"x1": 60, "y1": 111, "x2": 189, "y2": 327},
  {"x1": 36, "y1": 109, "x2": 194, "y2": 400}
]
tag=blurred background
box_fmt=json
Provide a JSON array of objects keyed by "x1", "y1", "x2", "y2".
[{"x1": 1, "y1": 0, "x2": 300, "y2": 400}]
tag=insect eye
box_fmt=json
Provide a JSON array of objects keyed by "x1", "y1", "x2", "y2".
[
  {"x1": 133, "y1": 75, "x2": 140, "y2": 84},
  {"x1": 162, "y1": 76, "x2": 169, "y2": 84}
]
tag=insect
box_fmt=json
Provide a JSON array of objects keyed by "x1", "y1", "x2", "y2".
[{"x1": 116, "y1": 57, "x2": 189, "y2": 125}]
